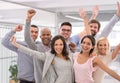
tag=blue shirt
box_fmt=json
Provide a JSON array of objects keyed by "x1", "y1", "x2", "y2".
[{"x1": 1, "y1": 31, "x2": 35, "y2": 81}]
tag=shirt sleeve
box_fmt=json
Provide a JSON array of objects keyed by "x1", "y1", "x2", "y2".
[
  {"x1": 1, "y1": 30, "x2": 18, "y2": 52},
  {"x1": 96, "y1": 14, "x2": 120, "y2": 40},
  {"x1": 24, "y1": 21, "x2": 37, "y2": 50},
  {"x1": 18, "y1": 44, "x2": 46, "y2": 61},
  {"x1": 70, "y1": 34, "x2": 81, "y2": 46}
]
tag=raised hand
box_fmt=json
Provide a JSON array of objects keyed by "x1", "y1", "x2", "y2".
[
  {"x1": 69, "y1": 42, "x2": 76, "y2": 52},
  {"x1": 13, "y1": 24, "x2": 23, "y2": 32},
  {"x1": 116, "y1": 2, "x2": 120, "y2": 16},
  {"x1": 79, "y1": 8, "x2": 91, "y2": 35},
  {"x1": 79, "y1": 8, "x2": 87, "y2": 19},
  {"x1": 27, "y1": 9, "x2": 36, "y2": 21},
  {"x1": 90, "y1": 5, "x2": 99, "y2": 20}
]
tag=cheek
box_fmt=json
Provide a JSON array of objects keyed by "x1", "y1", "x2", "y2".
[
  {"x1": 106, "y1": 46, "x2": 109, "y2": 50},
  {"x1": 95, "y1": 29, "x2": 99, "y2": 32},
  {"x1": 69, "y1": 32, "x2": 71, "y2": 35},
  {"x1": 97, "y1": 46, "x2": 101, "y2": 50},
  {"x1": 60, "y1": 30, "x2": 63, "y2": 33},
  {"x1": 36, "y1": 33, "x2": 38, "y2": 36}
]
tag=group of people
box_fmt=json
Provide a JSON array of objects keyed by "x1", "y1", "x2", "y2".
[{"x1": 1, "y1": 2, "x2": 120, "y2": 83}]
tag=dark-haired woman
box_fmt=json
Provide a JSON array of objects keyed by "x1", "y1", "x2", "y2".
[
  {"x1": 73, "y1": 35, "x2": 120, "y2": 83},
  {"x1": 11, "y1": 35, "x2": 74, "y2": 83}
]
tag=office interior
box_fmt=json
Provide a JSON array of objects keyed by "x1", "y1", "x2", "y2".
[{"x1": 0, "y1": 0, "x2": 120, "y2": 83}]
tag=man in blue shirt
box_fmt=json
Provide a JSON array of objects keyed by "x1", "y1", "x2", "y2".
[{"x1": 2, "y1": 24, "x2": 39, "y2": 83}]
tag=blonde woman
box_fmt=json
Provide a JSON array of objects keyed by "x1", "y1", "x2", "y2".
[
  {"x1": 93, "y1": 37, "x2": 120, "y2": 83},
  {"x1": 73, "y1": 35, "x2": 120, "y2": 83}
]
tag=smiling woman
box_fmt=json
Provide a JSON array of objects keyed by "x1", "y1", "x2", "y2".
[
  {"x1": 1, "y1": 1, "x2": 120, "y2": 83},
  {"x1": 73, "y1": 35, "x2": 120, "y2": 83},
  {"x1": 11, "y1": 35, "x2": 74, "y2": 83},
  {"x1": 93, "y1": 37, "x2": 120, "y2": 83}
]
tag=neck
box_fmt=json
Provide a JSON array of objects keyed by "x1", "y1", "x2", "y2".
[
  {"x1": 81, "y1": 52, "x2": 90, "y2": 57},
  {"x1": 65, "y1": 39, "x2": 68, "y2": 42},
  {"x1": 45, "y1": 44, "x2": 50, "y2": 47},
  {"x1": 99, "y1": 53, "x2": 107, "y2": 56},
  {"x1": 56, "y1": 53, "x2": 63, "y2": 57}
]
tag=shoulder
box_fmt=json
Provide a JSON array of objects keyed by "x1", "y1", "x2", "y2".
[
  {"x1": 45, "y1": 51, "x2": 55, "y2": 58},
  {"x1": 72, "y1": 52, "x2": 80, "y2": 60},
  {"x1": 70, "y1": 34, "x2": 80, "y2": 41},
  {"x1": 35, "y1": 41, "x2": 41, "y2": 44},
  {"x1": 92, "y1": 56, "x2": 100, "y2": 63}
]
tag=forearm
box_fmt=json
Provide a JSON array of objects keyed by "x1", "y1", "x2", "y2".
[
  {"x1": 108, "y1": 69, "x2": 120, "y2": 81},
  {"x1": 99, "y1": 14, "x2": 120, "y2": 38},
  {"x1": 24, "y1": 20, "x2": 37, "y2": 50},
  {"x1": 18, "y1": 44, "x2": 46, "y2": 61},
  {"x1": 97, "y1": 58, "x2": 120, "y2": 81},
  {"x1": 89, "y1": 13, "x2": 97, "y2": 20},
  {"x1": 2, "y1": 30, "x2": 15, "y2": 46},
  {"x1": 112, "y1": 44, "x2": 120, "y2": 59},
  {"x1": 83, "y1": 17, "x2": 91, "y2": 35}
]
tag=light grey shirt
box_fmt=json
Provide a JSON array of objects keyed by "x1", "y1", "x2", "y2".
[
  {"x1": 18, "y1": 45, "x2": 74, "y2": 83},
  {"x1": 24, "y1": 21, "x2": 51, "y2": 83},
  {"x1": 95, "y1": 14, "x2": 120, "y2": 40},
  {"x1": 54, "y1": 56, "x2": 73, "y2": 83},
  {"x1": 1, "y1": 30, "x2": 35, "y2": 81}
]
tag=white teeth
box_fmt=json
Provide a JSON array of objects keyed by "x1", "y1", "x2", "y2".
[{"x1": 83, "y1": 47, "x2": 88, "y2": 50}]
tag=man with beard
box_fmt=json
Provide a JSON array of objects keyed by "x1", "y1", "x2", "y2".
[
  {"x1": 59, "y1": 6, "x2": 99, "y2": 52},
  {"x1": 71, "y1": 2, "x2": 120, "y2": 51}
]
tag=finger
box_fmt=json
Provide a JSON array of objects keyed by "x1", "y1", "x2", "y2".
[
  {"x1": 28, "y1": 9, "x2": 36, "y2": 14},
  {"x1": 18, "y1": 25, "x2": 23, "y2": 30},
  {"x1": 117, "y1": 2, "x2": 120, "y2": 9}
]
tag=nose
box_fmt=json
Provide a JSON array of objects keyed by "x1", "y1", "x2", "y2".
[
  {"x1": 32, "y1": 32, "x2": 37, "y2": 35},
  {"x1": 64, "y1": 31, "x2": 68, "y2": 33}
]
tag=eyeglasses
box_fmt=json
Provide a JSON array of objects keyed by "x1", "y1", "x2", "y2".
[{"x1": 61, "y1": 29, "x2": 71, "y2": 32}]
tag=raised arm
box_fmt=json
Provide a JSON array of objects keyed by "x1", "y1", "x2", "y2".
[
  {"x1": 111, "y1": 43, "x2": 120, "y2": 59},
  {"x1": 94, "y1": 57, "x2": 120, "y2": 81},
  {"x1": 79, "y1": 8, "x2": 91, "y2": 38},
  {"x1": 97, "y1": 2, "x2": 120, "y2": 39},
  {"x1": 11, "y1": 36, "x2": 46, "y2": 61},
  {"x1": 24, "y1": 9, "x2": 37, "y2": 50},
  {"x1": 89, "y1": 5, "x2": 99, "y2": 20},
  {"x1": 1, "y1": 25, "x2": 23, "y2": 52}
]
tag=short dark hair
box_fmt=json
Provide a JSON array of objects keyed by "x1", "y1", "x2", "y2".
[
  {"x1": 60, "y1": 22, "x2": 72, "y2": 29},
  {"x1": 31, "y1": 25, "x2": 38, "y2": 28},
  {"x1": 50, "y1": 35, "x2": 69, "y2": 59},
  {"x1": 88, "y1": 19, "x2": 101, "y2": 30},
  {"x1": 80, "y1": 35, "x2": 95, "y2": 55}
]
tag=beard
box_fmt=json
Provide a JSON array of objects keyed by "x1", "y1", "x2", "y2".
[
  {"x1": 92, "y1": 33, "x2": 96, "y2": 36},
  {"x1": 91, "y1": 30, "x2": 97, "y2": 37}
]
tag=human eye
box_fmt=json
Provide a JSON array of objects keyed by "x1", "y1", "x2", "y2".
[
  {"x1": 99, "y1": 44, "x2": 102, "y2": 46},
  {"x1": 54, "y1": 44, "x2": 58, "y2": 46},
  {"x1": 87, "y1": 42, "x2": 91, "y2": 46},
  {"x1": 60, "y1": 44, "x2": 63, "y2": 46},
  {"x1": 47, "y1": 34, "x2": 50, "y2": 36}
]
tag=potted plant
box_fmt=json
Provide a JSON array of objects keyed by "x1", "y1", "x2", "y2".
[{"x1": 9, "y1": 64, "x2": 19, "y2": 83}]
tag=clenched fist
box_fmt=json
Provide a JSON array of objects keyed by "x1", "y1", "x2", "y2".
[{"x1": 27, "y1": 9, "x2": 36, "y2": 21}]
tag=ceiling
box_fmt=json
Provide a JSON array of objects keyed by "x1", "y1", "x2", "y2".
[{"x1": 0, "y1": 0, "x2": 119, "y2": 25}]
